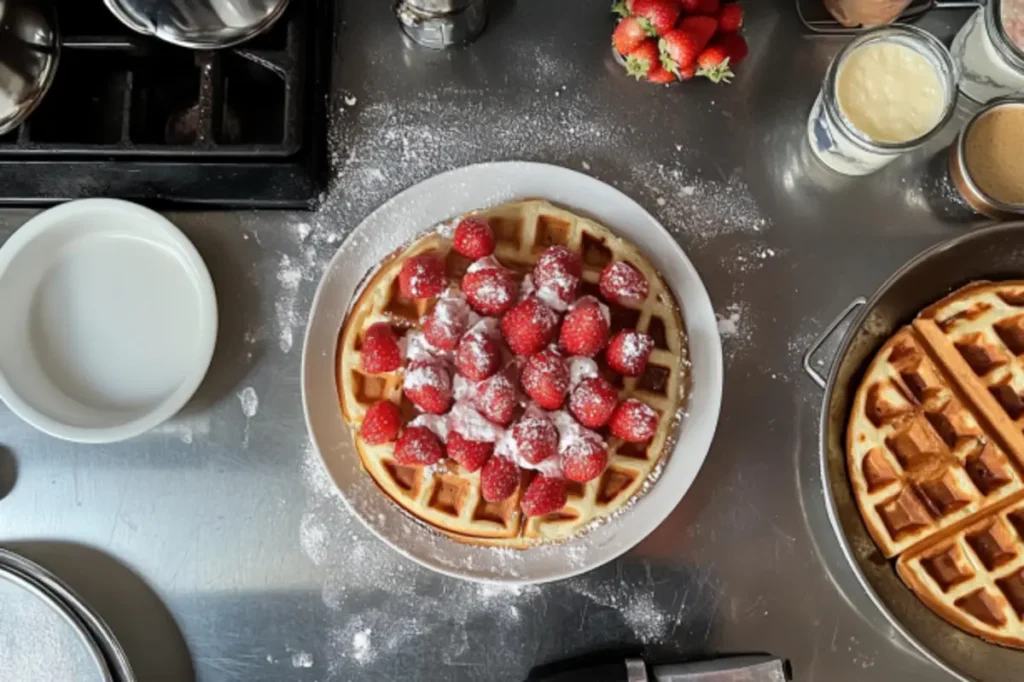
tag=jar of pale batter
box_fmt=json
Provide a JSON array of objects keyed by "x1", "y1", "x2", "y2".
[
  {"x1": 949, "y1": 96, "x2": 1024, "y2": 218},
  {"x1": 807, "y1": 26, "x2": 956, "y2": 176},
  {"x1": 951, "y1": 0, "x2": 1024, "y2": 104}
]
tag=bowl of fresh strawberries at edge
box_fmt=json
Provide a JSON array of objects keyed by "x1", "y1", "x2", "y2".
[{"x1": 612, "y1": 0, "x2": 747, "y2": 84}]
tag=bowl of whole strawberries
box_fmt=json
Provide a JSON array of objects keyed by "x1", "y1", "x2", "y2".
[{"x1": 612, "y1": 0, "x2": 748, "y2": 84}]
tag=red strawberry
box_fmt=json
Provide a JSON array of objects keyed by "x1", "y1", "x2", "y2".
[
  {"x1": 422, "y1": 294, "x2": 470, "y2": 351},
  {"x1": 696, "y1": 44, "x2": 734, "y2": 84},
  {"x1": 625, "y1": 39, "x2": 660, "y2": 80},
  {"x1": 462, "y1": 263, "x2": 517, "y2": 317},
  {"x1": 659, "y1": 28, "x2": 702, "y2": 76},
  {"x1": 560, "y1": 297, "x2": 610, "y2": 357},
  {"x1": 716, "y1": 32, "x2": 748, "y2": 66},
  {"x1": 562, "y1": 437, "x2": 609, "y2": 483},
  {"x1": 613, "y1": 16, "x2": 648, "y2": 55},
  {"x1": 360, "y1": 401, "x2": 402, "y2": 444},
  {"x1": 679, "y1": 0, "x2": 700, "y2": 11},
  {"x1": 453, "y1": 217, "x2": 495, "y2": 259},
  {"x1": 678, "y1": 15, "x2": 718, "y2": 51},
  {"x1": 610, "y1": 399, "x2": 660, "y2": 442},
  {"x1": 679, "y1": 63, "x2": 697, "y2": 79},
  {"x1": 695, "y1": 0, "x2": 720, "y2": 14},
  {"x1": 569, "y1": 377, "x2": 619, "y2": 429},
  {"x1": 456, "y1": 323, "x2": 501, "y2": 381},
  {"x1": 403, "y1": 360, "x2": 452, "y2": 414},
  {"x1": 600, "y1": 261, "x2": 650, "y2": 305},
  {"x1": 717, "y1": 3, "x2": 743, "y2": 32},
  {"x1": 521, "y1": 348, "x2": 570, "y2": 410},
  {"x1": 532, "y1": 246, "x2": 581, "y2": 310},
  {"x1": 501, "y1": 296, "x2": 558, "y2": 356},
  {"x1": 632, "y1": 0, "x2": 681, "y2": 36},
  {"x1": 510, "y1": 413, "x2": 559, "y2": 464},
  {"x1": 606, "y1": 330, "x2": 654, "y2": 377},
  {"x1": 481, "y1": 456, "x2": 520, "y2": 502},
  {"x1": 475, "y1": 373, "x2": 518, "y2": 426},
  {"x1": 361, "y1": 322, "x2": 403, "y2": 374},
  {"x1": 647, "y1": 64, "x2": 676, "y2": 83},
  {"x1": 520, "y1": 476, "x2": 568, "y2": 516},
  {"x1": 394, "y1": 426, "x2": 445, "y2": 465},
  {"x1": 446, "y1": 430, "x2": 493, "y2": 472},
  {"x1": 399, "y1": 254, "x2": 446, "y2": 299}
]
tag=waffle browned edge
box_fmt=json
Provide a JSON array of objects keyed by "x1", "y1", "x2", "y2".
[
  {"x1": 847, "y1": 282, "x2": 1024, "y2": 648},
  {"x1": 333, "y1": 202, "x2": 688, "y2": 549}
]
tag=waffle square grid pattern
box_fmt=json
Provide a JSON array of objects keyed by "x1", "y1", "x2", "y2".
[
  {"x1": 336, "y1": 200, "x2": 689, "y2": 549},
  {"x1": 848, "y1": 281, "x2": 1024, "y2": 648}
]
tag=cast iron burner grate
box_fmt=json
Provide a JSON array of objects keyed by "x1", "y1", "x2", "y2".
[{"x1": 0, "y1": 0, "x2": 330, "y2": 208}]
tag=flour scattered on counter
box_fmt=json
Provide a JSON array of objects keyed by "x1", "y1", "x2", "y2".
[
  {"x1": 716, "y1": 302, "x2": 754, "y2": 363},
  {"x1": 238, "y1": 386, "x2": 259, "y2": 418},
  {"x1": 352, "y1": 628, "x2": 372, "y2": 664},
  {"x1": 717, "y1": 305, "x2": 742, "y2": 337},
  {"x1": 276, "y1": 254, "x2": 302, "y2": 353},
  {"x1": 291, "y1": 651, "x2": 313, "y2": 668}
]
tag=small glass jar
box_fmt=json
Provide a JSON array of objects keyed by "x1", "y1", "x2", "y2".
[
  {"x1": 806, "y1": 26, "x2": 957, "y2": 176},
  {"x1": 948, "y1": 96, "x2": 1024, "y2": 219},
  {"x1": 951, "y1": 0, "x2": 1024, "y2": 104}
]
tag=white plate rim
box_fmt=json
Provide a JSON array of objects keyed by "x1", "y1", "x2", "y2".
[
  {"x1": 302, "y1": 161, "x2": 723, "y2": 584},
  {"x1": 0, "y1": 198, "x2": 218, "y2": 444}
]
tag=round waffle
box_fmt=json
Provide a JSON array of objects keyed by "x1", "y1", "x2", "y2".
[{"x1": 336, "y1": 199, "x2": 689, "y2": 548}]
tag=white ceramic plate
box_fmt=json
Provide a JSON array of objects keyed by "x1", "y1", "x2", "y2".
[
  {"x1": 302, "y1": 162, "x2": 723, "y2": 584},
  {"x1": 0, "y1": 199, "x2": 217, "y2": 443}
]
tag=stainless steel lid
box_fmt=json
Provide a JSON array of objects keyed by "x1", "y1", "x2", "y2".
[
  {"x1": 0, "y1": 566, "x2": 113, "y2": 682},
  {"x1": 0, "y1": 0, "x2": 59, "y2": 135},
  {"x1": 103, "y1": 0, "x2": 290, "y2": 49}
]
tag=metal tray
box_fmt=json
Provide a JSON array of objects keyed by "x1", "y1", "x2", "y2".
[{"x1": 804, "y1": 222, "x2": 1024, "y2": 682}]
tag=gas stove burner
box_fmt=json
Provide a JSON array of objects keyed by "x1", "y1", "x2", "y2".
[{"x1": 0, "y1": 0, "x2": 329, "y2": 208}]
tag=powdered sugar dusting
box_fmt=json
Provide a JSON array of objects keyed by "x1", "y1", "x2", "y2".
[
  {"x1": 568, "y1": 356, "x2": 599, "y2": 387},
  {"x1": 716, "y1": 301, "x2": 754, "y2": 363},
  {"x1": 448, "y1": 402, "x2": 504, "y2": 442},
  {"x1": 409, "y1": 413, "x2": 450, "y2": 443}
]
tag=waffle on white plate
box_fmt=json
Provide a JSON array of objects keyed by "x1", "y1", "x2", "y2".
[
  {"x1": 849, "y1": 281, "x2": 1024, "y2": 647},
  {"x1": 336, "y1": 199, "x2": 689, "y2": 548}
]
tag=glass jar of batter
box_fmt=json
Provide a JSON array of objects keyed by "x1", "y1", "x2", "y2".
[
  {"x1": 951, "y1": 0, "x2": 1024, "y2": 104},
  {"x1": 806, "y1": 26, "x2": 957, "y2": 176}
]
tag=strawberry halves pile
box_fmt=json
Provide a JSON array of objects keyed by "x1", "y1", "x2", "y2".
[
  {"x1": 358, "y1": 217, "x2": 665, "y2": 518},
  {"x1": 612, "y1": 0, "x2": 747, "y2": 84}
]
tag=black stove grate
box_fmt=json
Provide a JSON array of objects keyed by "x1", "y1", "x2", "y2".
[{"x1": 0, "y1": 0, "x2": 329, "y2": 208}]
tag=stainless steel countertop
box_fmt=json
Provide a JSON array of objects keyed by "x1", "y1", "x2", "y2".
[{"x1": 0, "y1": 1, "x2": 988, "y2": 680}]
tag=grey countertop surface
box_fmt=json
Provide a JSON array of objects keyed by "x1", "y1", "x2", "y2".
[{"x1": 0, "y1": 0, "x2": 991, "y2": 680}]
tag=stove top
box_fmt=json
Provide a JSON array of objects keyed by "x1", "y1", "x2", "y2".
[{"x1": 1, "y1": 1, "x2": 330, "y2": 208}]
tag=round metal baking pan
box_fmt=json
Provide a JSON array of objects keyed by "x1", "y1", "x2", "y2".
[
  {"x1": 0, "y1": 549, "x2": 135, "y2": 682},
  {"x1": 0, "y1": 561, "x2": 113, "y2": 682},
  {"x1": 805, "y1": 221, "x2": 1024, "y2": 682}
]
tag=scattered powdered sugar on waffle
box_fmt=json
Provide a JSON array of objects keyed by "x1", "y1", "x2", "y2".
[
  {"x1": 291, "y1": 651, "x2": 314, "y2": 668},
  {"x1": 716, "y1": 302, "x2": 754, "y2": 363}
]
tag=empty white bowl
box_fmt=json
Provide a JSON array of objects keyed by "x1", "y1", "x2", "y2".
[{"x1": 0, "y1": 199, "x2": 217, "y2": 443}]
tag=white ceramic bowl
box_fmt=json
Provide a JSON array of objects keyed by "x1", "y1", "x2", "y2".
[
  {"x1": 0, "y1": 199, "x2": 217, "y2": 443},
  {"x1": 302, "y1": 162, "x2": 723, "y2": 584}
]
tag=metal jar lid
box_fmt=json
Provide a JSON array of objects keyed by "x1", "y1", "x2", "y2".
[
  {"x1": 949, "y1": 95, "x2": 1024, "y2": 220},
  {"x1": 102, "y1": 0, "x2": 290, "y2": 49},
  {"x1": 0, "y1": 565, "x2": 113, "y2": 682}
]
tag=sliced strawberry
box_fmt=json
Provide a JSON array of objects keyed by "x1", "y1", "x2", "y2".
[
  {"x1": 532, "y1": 246, "x2": 582, "y2": 310},
  {"x1": 462, "y1": 260, "x2": 518, "y2": 317},
  {"x1": 394, "y1": 426, "x2": 445, "y2": 465},
  {"x1": 361, "y1": 322, "x2": 403, "y2": 374},
  {"x1": 613, "y1": 16, "x2": 648, "y2": 55},
  {"x1": 481, "y1": 456, "x2": 520, "y2": 502},
  {"x1": 360, "y1": 401, "x2": 402, "y2": 444},
  {"x1": 560, "y1": 296, "x2": 610, "y2": 357},
  {"x1": 422, "y1": 293, "x2": 470, "y2": 351},
  {"x1": 632, "y1": 0, "x2": 681, "y2": 36},
  {"x1": 452, "y1": 217, "x2": 495, "y2": 259},
  {"x1": 521, "y1": 348, "x2": 570, "y2": 410},
  {"x1": 609, "y1": 398, "x2": 660, "y2": 442},
  {"x1": 475, "y1": 373, "x2": 518, "y2": 426},
  {"x1": 455, "y1": 322, "x2": 501, "y2": 381},
  {"x1": 501, "y1": 296, "x2": 558, "y2": 356},
  {"x1": 399, "y1": 254, "x2": 446, "y2": 299},
  {"x1": 520, "y1": 476, "x2": 568, "y2": 517},
  {"x1": 600, "y1": 262, "x2": 650, "y2": 306},
  {"x1": 606, "y1": 330, "x2": 655, "y2": 377},
  {"x1": 562, "y1": 436, "x2": 609, "y2": 483},
  {"x1": 568, "y1": 376, "x2": 619, "y2": 429},
  {"x1": 446, "y1": 430, "x2": 493, "y2": 472},
  {"x1": 403, "y1": 360, "x2": 453, "y2": 414},
  {"x1": 510, "y1": 412, "x2": 559, "y2": 464},
  {"x1": 717, "y1": 3, "x2": 743, "y2": 32}
]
